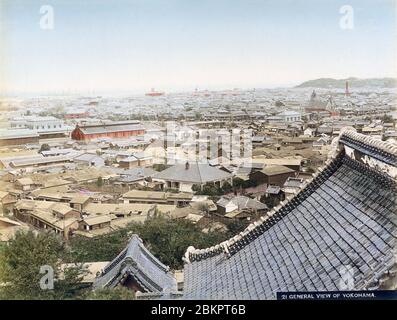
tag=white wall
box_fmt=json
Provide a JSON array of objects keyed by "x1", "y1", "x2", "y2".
[{"x1": 179, "y1": 182, "x2": 194, "y2": 193}]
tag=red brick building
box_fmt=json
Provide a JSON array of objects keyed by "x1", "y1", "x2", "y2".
[{"x1": 71, "y1": 121, "x2": 145, "y2": 141}]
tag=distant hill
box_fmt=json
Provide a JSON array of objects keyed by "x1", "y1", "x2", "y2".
[{"x1": 295, "y1": 77, "x2": 397, "y2": 88}]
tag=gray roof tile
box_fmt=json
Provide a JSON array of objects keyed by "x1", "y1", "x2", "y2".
[
  {"x1": 154, "y1": 162, "x2": 232, "y2": 184},
  {"x1": 93, "y1": 235, "x2": 177, "y2": 293},
  {"x1": 182, "y1": 132, "x2": 397, "y2": 299}
]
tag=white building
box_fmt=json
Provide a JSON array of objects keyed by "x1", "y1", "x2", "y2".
[
  {"x1": 277, "y1": 111, "x2": 301, "y2": 123},
  {"x1": 153, "y1": 161, "x2": 233, "y2": 192},
  {"x1": 10, "y1": 116, "x2": 71, "y2": 133},
  {"x1": 304, "y1": 128, "x2": 315, "y2": 136}
]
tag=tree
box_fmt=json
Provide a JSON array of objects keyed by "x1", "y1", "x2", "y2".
[
  {"x1": 153, "y1": 164, "x2": 167, "y2": 172},
  {"x1": 232, "y1": 177, "x2": 245, "y2": 188},
  {"x1": 205, "y1": 184, "x2": 220, "y2": 196},
  {"x1": 192, "y1": 184, "x2": 201, "y2": 192},
  {"x1": 196, "y1": 203, "x2": 210, "y2": 217},
  {"x1": 275, "y1": 100, "x2": 285, "y2": 107},
  {"x1": 68, "y1": 229, "x2": 130, "y2": 263},
  {"x1": 39, "y1": 143, "x2": 51, "y2": 153},
  {"x1": 194, "y1": 183, "x2": 223, "y2": 197},
  {"x1": 51, "y1": 105, "x2": 65, "y2": 116},
  {"x1": 221, "y1": 181, "x2": 233, "y2": 194},
  {"x1": 260, "y1": 195, "x2": 280, "y2": 209},
  {"x1": 96, "y1": 177, "x2": 104, "y2": 188},
  {"x1": 226, "y1": 219, "x2": 249, "y2": 235},
  {"x1": 305, "y1": 166, "x2": 316, "y2": 174},
  {"x1": 126, "y1": 217, "x2": 227, "y2": 269},
  {"x1": 0, "y1": 231, "x2": 86, "y2": 300},
  {"x1": 84, "y1": 287, "x2": 135, "y2": 300},
  {"x1": 69, "y1": 216, "x2": 229, "y2": 270}
]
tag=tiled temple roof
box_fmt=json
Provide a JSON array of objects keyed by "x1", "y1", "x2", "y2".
[
  {"x1": 339, "y1": 130, "x2": 397, "y2": 166},
  {"x1": 93, "y1": 235, "x2": 177, "y2": 293},
  {"x1": 181, "y1": 130, "x2": 397, "y2": 299}
]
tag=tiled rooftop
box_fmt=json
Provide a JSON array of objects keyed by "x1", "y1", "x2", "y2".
[
  {"x1": 93, "y1": 235, "x2": 177, "y2": 292},
  {"x1": 153, "y1": 162, "x2": 233, "y2": 184},
  {"x1": 182, "y1": 131, "x2": 397, "y2": 299}
]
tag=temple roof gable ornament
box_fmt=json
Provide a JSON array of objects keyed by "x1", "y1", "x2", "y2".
[{"x1": 93, "y1": 234, "x2": 177, "y2": 293}]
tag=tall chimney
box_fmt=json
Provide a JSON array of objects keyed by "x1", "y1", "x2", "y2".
[{"x1": 345, "y1": 81, "x2": 350, "y2": 97}]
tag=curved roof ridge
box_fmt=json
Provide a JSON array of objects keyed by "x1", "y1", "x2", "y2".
[
  {"x1": 93, "y1": 234, "x2": 176, "y2": 291},
  {"x1": 341, "y1": 130, "x2": 397, "y2": 155},
  {"x1": 184, "y1": 148, "x2": 346, "y2": 263},
  {"x1": 339, "y1": 129, "x2": 397, "y2": 166}
]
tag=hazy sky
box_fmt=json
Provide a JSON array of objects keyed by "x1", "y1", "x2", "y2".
[{"x1": 1, "y1": 0, "x2": 396, "y2": 94}]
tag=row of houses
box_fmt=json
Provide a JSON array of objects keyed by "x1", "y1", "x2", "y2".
[
  {"x1": 12, "y1": 199, "x2": 170, "y2": 239},
  {"x1": 0, "y1": 120, "x2": 146, "y2": 146}
]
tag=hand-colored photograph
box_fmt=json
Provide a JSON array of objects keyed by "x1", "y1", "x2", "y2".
[{"x1": 0, "y1": 0, "x2": 396, "y2": 307}]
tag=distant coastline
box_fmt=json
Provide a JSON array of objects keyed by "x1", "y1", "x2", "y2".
[{"x1": 295, "y1": 77, "x2": 397, "y2": 88}]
